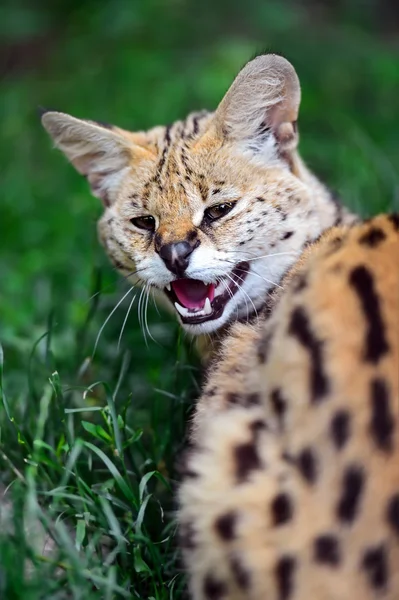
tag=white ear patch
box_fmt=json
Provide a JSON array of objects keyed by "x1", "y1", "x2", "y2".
[{"x1": 236, "y1": 130, "x2": 281, "y2": 167}]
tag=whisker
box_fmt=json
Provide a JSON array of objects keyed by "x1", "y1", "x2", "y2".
[
  {"x1": 245, "y1": 252, "x2": 297, "y2": 262},
  {"x1": 151, "y1": 288, "x2": 161, "y2": 317},
  {"x1": 144, "y1": 284, "x2": 158, "y2": 345},
  {"x1": 225, "y1": 276, "x2": 242, "y2": 321},
  {"x1": 85, "y1": 267, "x2": 145, "y2": 304},
  {"x1": 247, "y1": 269, "x2": 284, "y2": 290},
  {"x1": 224, "y1": 250, "x2": 297, "y2": 261},
  {"x1": 225, "y1": 272, "x2": 259, "y2": 323},
  {"x1": 235, "y1": 272, "x2": 261, "y2": 320},
  {"x1": 216, "y1": 276, "x2": 238, "y2": 319},
  {"x1": 137, "y1": 285, "x2": 147, "y2": 346},
  {"x1": 117, "y1": 291, "x2": 137, "y2": 352},
  {"x1": 215, "y1": 258, "x2": 283, "y2": 289},
  {"x1": 92, "y1": 286, "x2": 135, "y2": 357}
]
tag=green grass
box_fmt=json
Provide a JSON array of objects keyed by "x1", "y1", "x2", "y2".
[{"x1": 0, "y1": 0, "x2": 398, "y2": 597}]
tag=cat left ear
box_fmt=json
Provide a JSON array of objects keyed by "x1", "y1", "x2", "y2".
[
  {"x1": 213, "y1": 54, "x2": 301, "y2": 161},
  {"x1": 41, "y1": 111, "x2": 154, "y2": 206}
]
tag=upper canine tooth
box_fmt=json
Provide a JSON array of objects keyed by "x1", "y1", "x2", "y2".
[
  {"x1": 166, "y1": 284, "x2": 171, "y2": 292},
  {"x1": 204, "y1": 297, "x2": 212, "y2": 315}
]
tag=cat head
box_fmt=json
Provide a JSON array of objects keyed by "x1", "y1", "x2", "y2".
[{"x1": 42, "y1": 54, "x2": 327, "y2": 335}]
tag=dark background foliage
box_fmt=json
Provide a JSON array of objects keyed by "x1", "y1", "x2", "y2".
[{"x1": 0, "y1": 1, "x2": 398, "y2": 598}]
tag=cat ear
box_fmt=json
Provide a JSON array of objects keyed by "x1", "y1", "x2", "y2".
[
  {"x1": 214, "y1": 54, "x2": 301, "y2": 162},
  {"x1": 41, "y1": 111, "x2": 155, "y2": 206}
]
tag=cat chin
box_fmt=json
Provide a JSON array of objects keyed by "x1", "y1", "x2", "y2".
[{"x1": 179, "y1": 316, "x2": 229, "y2": 336}]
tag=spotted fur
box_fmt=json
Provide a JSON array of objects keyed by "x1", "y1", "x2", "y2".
[
  {"x1": 179, "y1": 214, "x2": 399, "y2": 599},
  {"x1": 41, "y1": 54, "x2": 355, "y2": 339}
]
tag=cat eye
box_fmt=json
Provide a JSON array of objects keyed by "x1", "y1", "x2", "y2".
[
  {"x1": 130, "y1": 215, "x2": 156, "y2": 232},
  {"x1": 204, "y1": 202, "x2": 235, "y2": 221}
]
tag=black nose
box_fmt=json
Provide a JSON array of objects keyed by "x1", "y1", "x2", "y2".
[{"x1": 158, "y1": 241, "x2": 195, "y2": 276}]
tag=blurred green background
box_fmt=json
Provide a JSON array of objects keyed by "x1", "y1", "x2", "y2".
[
  {"x1": 0, "y1": 1, "x2": 398, "y2": 597},
  {"x1": 1, "y1": 0, "x2": 398, "y2": 347}
]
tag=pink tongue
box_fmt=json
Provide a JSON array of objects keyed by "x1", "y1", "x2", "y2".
[{"x1": 171, "y1": 279, "x2": 215, "y2": 309}]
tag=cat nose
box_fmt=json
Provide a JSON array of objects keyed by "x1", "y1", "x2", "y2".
[{"x1": 158, "y1": 241, "x2": 196, "y2": 276}]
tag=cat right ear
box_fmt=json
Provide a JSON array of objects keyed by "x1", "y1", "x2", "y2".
[
  {"x1": 41, "y1": 111, "x2": 155, "y2": 206},
  {"x1": 213, "y1": 54, "x2": 301, "y2": 164}
]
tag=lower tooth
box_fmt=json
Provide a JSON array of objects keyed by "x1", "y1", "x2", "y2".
[
  {"x1": 174, "y1": 302, "x2": 190, "y2": 317},
  {"x1": 204, "y1": 297, "x2": 212, "y2": 315}
]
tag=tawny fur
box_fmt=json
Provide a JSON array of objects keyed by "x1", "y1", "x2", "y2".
[{"x1": 179, "y1": 214, "x2": 399, "y2": 599}]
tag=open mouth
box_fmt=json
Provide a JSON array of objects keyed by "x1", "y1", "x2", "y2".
[{"x1": 163, "y1": 262, "x2": 249, "y2": 325}]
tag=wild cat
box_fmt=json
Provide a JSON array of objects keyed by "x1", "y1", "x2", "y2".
[
  {"x1": 41, "y1": 54, "x2": 354, "y2": 351},
  {"x1": 41, "y1": 54, "x2": 399, "y2": 600}
]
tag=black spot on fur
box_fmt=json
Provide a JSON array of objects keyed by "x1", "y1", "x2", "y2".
[
  {"x1": 212, "y1": 188, "x2": 221, "y2": 195},
  {"x1": 226, "y1": 392, "x2": 240, "y2": 405},
  {"x1": 198, "y1": 179, "x2": 209, "y2": 202},
  {"x1": 292, "y1": 273, "x2": 307, "y2": 293},
  {"x1": 297, "y1": 447, "x2": 317, "y2": 484},
  {"x1": 330, "y1": 410, "x2": 351, "y2": 450},
  {"x1": 204, "y1": 386, "x2": 217, "y2": 398},
  {"x1": 234, "y1": 441, "x2": 261, "y2": 482},
  {"x1": 288, "y1": 307, "x2": 329, "y2": 403},
  {"x1": 386, "y1": 494, "x2": 399, "y2": 537},
  {"x1": 192, "y1": 116, "x2": 200, "y2": 135},
  {"x1": 111, "y1": 259, "x2": 127, "y2": 271},
  {"x1": 336, "y1": 465, "x2": 365, "y2": 523},
  {"x1": 203, "y1": 573, "x2": 227, "y2": 599},
  {"x1": 281, "y1": 231, "x2": 294, "y2": 240},
  {"x1": 257, "y1": 331, "x2": 272, "y2": 364},
  {"x1": 215, "y1": 512, "x2": 237, "y2": 541},
  {"x1": 179, "y1": 520, "x2": 196, "y2": 550},
  {"x1": 349, "y1": 266, "x2": 389, "y2": 363},
  {"x1": 370, "y1": 378, "x2": 394, "y2": 453},
  {"x1": 314, "y1": 535, "x2": 341, "y2": 566},
  {"x1": 362, "y1": 545, "x2": 388, "y2": 590},
  {"x1": 176, "y1": 446, "x2": 199, "y2": 479},
  {"x1": 359, "y1": 227, "x2": 386, "y2": 247},
  {"x1": 271, "y1": 493, "x2": 293, "y2": 526},
  {"x1": 246, "y1": 392, "x2": 261, "y2": 406},
  {"x1": 333, "y1": 210, "x2": 344, "y2": 227},
  {"x1": 274, "y1": 205, "x2": 288, "y2": 221},
  {"x1": 164, "y1": 124, "x2": 171, "y2": 144},
  {"x1": 275, "y1": 555, "x2": 296, "y2": 600},
  {"x1": 230, "y1": 555, "x2": 251, "y2": 590},
  {"x1": 270, "y1": 388, "x2": 287, "y2": 429},
  {"x1": 155, "y1": 146, "x2": 168, "y2": 182},
  {"x1": 282, "y1": 451, "x2": 295, "y2": 465},
  {"x1": 249, "y1": 419, "x2": 268, "y2": 437},
  {"x1": 388, "y1": 213, "x2": 399, "y2": 230},
  {"x1": 328, "y1": 235, "x2": 344, "y2": 252}
]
